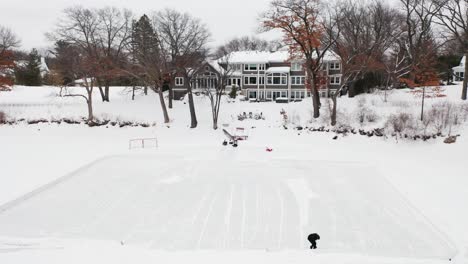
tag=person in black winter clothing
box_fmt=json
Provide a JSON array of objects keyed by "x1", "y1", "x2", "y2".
[{"x1": 308, "y1": 233, "x2": 320, "y2": 249}]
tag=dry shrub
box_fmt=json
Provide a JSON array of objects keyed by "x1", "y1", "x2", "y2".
[
  {"x1": 0, "y1": 111, "x2": 6, "y2": 124},
  {"x1": 384, "y1": 112, "x2": 415, "y2": 137}
]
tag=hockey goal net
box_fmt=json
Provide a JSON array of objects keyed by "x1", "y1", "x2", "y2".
[{"x1": 129, "y1": 138, "x2": 158, "y2": 150}]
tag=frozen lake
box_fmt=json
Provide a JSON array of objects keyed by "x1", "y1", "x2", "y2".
[{"x1": 0, "y1": 154, "x2": 456, "y2": 260}]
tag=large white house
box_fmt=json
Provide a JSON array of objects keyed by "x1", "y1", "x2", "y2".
[
  {"x1": 453, "y1": 56, "x2": 465, "y2": 81},
  {"x1": 173, "y1": 50, "x2": 343, "y2": 102}
]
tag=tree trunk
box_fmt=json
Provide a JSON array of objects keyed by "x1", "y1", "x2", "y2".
[
  {"x1": 158, "y1": 87, "x2": 170, "y2": 124},
  {"x1": 187, "y1": 87, "x2": 198, "y2": 128},
  {"x1": 168, "y1": 86, "x2": 173, "y2": 109},
  {"x1": 311, "y1": 73, "x2": 321, "y2": 119},
  {"x1": 104, "y1": 80, "x2": 110, "y2": 102},
  {"x1": 421, "y1": 86, "x2": 426, "y2": 121},
  {"x1": 87, "y1": 89, "x2": 94, "y2": 123},
  {"x1": 132, "y1": 86, "x2": 136, "y2": 101},
  {"x1": 463, "y1": 52, "x2": 468, "y2": 100},
  {"x1": 331, "y1": 95, "x2": 337, "y2": 126},
  {"x1": 144, "y1": 85, "x2": 148, "y2": 95},
  {"x1": 97, "y1": 79, "x2": 106, "y2": 102},
  {"x1": 213, "y1": 115, "x2": 218, "y2": 130}
]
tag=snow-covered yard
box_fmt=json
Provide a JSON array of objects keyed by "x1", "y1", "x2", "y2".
[{"x1": 1, "y1": 85, "x2": 467, "y2": 263}]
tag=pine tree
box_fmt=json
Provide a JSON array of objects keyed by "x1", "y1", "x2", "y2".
[
  {"x1": 16, "y1": 49, "x2": 42, "y2": 86},
  {"x1": 131, "y1": 15, "x2": 170, "y2": 123}
]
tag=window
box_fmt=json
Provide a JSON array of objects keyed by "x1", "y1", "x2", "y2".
[
  {"x1": 249, "y1": 91, "x2": 257, "y2": 99},
  {"x1": 244, "y1": 76, "x2": 258, "y2": 85},
  {"x1": 229, "y1": 64, "x2": 242, "y2": 72},
  {"x1": 330, "y1": 76, "x2": 341, "y2": 85},
  {"x1": 175, "y1": 77, "x2": 184, "y2": 86},
  {"x1": 291, "y1": 76, "x2": 306, "y2": 85},
  {"x1": 291, "y1": 63, "x2": 303, "y2": 71},
  {"x1": 330, "y1": 62, "x2": 341, "y2": 70},
  {"x1": 244, "y1": 64, "x2": 258, "y2": 71},
  {"x1": 259, "y1": 76, "x2": 265, "y2": 85},
  {"x1": 259, "y1": 64, "x2": 266, "y2": 71},
  {"x1": 267, "y1": 73, "x2": 288, "y2": 85},
  {"x1": 228, "y1": 78, "x2": 241, "y2": 86}
]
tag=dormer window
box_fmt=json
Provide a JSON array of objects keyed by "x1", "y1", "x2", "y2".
[{"x1": 291, "y1": 63, "x2": 303, "y2": 71}]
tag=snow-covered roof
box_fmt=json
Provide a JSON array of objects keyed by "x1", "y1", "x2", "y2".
[
  {"x1": 221, "y1": 51, "x2": 290, "y2": 64},
  {"x1": 266, "y1": 67, "x2": 291, "y2": 73},
  {"x1": 207, "y1": 60, "x2": 225, "y2": 74},
  {"x1": 453, "y1": 66, "x2": 465, "y2": 73},
  {"x1": 452, "y1": 56, "x2": 466, "y2": 72},
  {"x1": 220, "y1": 50, "x2": 339, "y2": 64}
]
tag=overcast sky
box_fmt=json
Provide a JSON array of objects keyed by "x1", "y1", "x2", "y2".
[{"x1": 1, "y1": 0, "x2": 398, "y2": 52}]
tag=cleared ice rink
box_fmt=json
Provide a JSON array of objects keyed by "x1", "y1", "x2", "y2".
[{"x1": 0, "y1": 154, "x2": 456, "y2": 260}]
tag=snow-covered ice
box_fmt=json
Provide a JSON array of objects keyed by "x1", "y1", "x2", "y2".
[
  {"x1": 1, "y1": 85, "x2": 468, "y2": 264},
  {"x1": 0, "y1": 155, "x2": 456, "y2": 260}
]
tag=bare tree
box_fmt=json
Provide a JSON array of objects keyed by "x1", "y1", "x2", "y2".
[
  {"x1": 0, "y1": 26, "x2": 20, "y2": 90},
  {"x1": 433, "y1": 0, "x2": 468, "y2": 100},
  {"x1": 203, "y1": 55, "x2": 233, "y2": 130},
  {"x1": 261, "y1": 0, "x2": 339, "y2": 119},
  {"x1": 330, "y1": 0, "x2": 401, "y2": 125},
  {"x1": 0, "y1": 26, "x2": 21, "y2": 53},
  {"x1": 155, "y1": 9, "x2": 211, "y2": 128},
  {"x1": 49, "y1": 6, "x2": 133, "y2": 102},
  {"x1": 398, "y1": 0, "x2": 441, "y2": 83},
  {"x1": 95, "y1": 7, "x2": 133, "y2": 102},
  {"x1": 63, "y1": 54, "x2": 99, "y2": 123}
]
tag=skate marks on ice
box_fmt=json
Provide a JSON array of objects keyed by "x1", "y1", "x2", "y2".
[{"x1": 0, "y1": 155, "x2": 457, "y2": 259}]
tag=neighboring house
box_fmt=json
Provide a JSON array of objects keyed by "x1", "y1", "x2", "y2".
[
  {"x1": 15, "y1": 57, "x2": 50, "y2": 78},
  {"x1": 453, "y1": 56, "x2": 465, "y2": 81},
  {"x1": 172, "y1": 50, "x2": 343, "y2": 102}
]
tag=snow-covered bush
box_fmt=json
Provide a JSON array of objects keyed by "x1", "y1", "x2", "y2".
[
  {"x1": 355, "y1": 97, "x2": 379, "y2": 125},
  {"x1": 384, "y1": 112, "x2": 416, "y2": 137},
  {"x1": 429, "y1": 101, "x2": 468, "y2": 135}
]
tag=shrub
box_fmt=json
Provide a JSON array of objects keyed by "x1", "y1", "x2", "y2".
[
  {"x1": 229, "y1": 86, "x2": 237, "y2": 99},
  {"x1": 356, "y1": 104, "x2": 379, "y2": 124},
  {"x1": 0, "y1": 111, "x2": 6, "y2": 124},
  {"x1": 384, "y1": 112, "x2": 415, "y2": 137}
]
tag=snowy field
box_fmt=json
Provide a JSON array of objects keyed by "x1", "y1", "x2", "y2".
[{"x1": 1, "y1": 85, "x2": 467, "y2": 263}]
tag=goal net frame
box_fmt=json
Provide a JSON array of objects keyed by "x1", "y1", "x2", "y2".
[{"x1": 129, "y1": 138, "x2": 159, "y2": 150}]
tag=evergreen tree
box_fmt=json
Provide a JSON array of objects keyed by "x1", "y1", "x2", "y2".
[
  {"x1": 130, "y1": 15, "x2": 170, "y2": 123},
  {"x1": 16, "y1": 49, "x2": 42, "y2": 86}
]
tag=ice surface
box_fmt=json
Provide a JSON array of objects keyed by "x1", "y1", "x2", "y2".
[{"x1": 0, "y1": 155, "x2": 456, "y2": 259}]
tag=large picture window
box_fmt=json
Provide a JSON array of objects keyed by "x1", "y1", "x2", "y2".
[{"x1": 267, "y1": 73, "x2": 288, "y2": 85}]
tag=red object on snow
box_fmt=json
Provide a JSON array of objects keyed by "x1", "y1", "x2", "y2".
[{"x1": 266, "y1": 147, "x2": 273, "y2": 152}]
